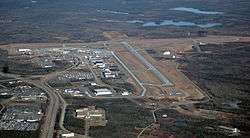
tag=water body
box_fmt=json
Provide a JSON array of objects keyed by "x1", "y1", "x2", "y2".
[
  {"x1": 170, "y1": 7, "x2": 223, "y2": 15},
  {"x1": 142, "y1": 20, "x2": 221, "y2": 28},
  {"x1": 142, "y1": 21, "x2": 158, "y2": 27},
  {"x1": 197, "y1": 23, "x2": 222, "y2": 28},
  {"x1": 126, "y1": 20, "x2": 144, "y2": 24},
  {"x1": 104, "y1": 19, "x2": 221, "y2": 28},
  {"x1": 160, "y1": 20, "x2": 196, "y2": 26},
  {"x1": 97, "y1": 9, "x2": 129, "y2": 15},
  {"x1": 105, "y1": 19, "x2": 123, "y2": 23},
  {"x1": 31, "y1": 0, "x2": 37, "y2": 3}
]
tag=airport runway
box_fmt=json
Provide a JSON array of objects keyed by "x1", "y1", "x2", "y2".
[
  {"x1": 121, "y1": 42, "x2": 173, "y2": 86},
  {"x1": 111, "y1": 51, "x2": 147, "y2": 97}
]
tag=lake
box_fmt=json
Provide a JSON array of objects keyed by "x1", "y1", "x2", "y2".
[
  {"x1": 170, "y1": 7, "x2": 223, "y2": 15},
  {"x1": 105, "y1": 19, "x2": 221, "y2": 28},
  {"x1": 141, "y1": 20, "x2": 221, "y2": 28}
]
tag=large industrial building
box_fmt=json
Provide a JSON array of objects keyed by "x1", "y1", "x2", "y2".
[{"x1": 76, "y1": 106, "x2": 107, "y2": 127}]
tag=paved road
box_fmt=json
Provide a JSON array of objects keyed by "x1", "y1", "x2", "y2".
[
  {"x1": 35, "y1": 81, "x2": 59, "y2": 138},
  {"x1": 121, "y1": 42, "x2": 173, "y2": 86},
  {"x1": 137, "y1": 123, "x2": 153, "y2": 138},
  {"x1": 38, "y1": 56, "x2": 81, "y2": 138},
  {"x1": 0, "y1": 97, "x2": 14, "y2": 113}
]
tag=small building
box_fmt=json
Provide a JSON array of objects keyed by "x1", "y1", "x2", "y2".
[
  {"x1": 44, "y1": 65, "x2": 53, "y2": 68},
  {"x1": 162, "y1": 114, "x2": 168, "y2": 118},
  {"x1": 96, "y1": 63, "x2": 105, "y2": 68},
  {"x1": 102, "y1": 68, "x2": 118, "y2": 79},
  {"x1": 162, "y1": 50, "x2": 176, "y2": 60},
  {"x1": 199, "y1": 42, "x2": 207, "y2": 46},
  {"x1": 104, "y1": 73, "x2": 116, "y2": 78},
  {"x1": 90, "y1": 82, "x2": 97, "y2": 86},
  {"x1": 122, "y1": 91, "x2": 129, "y2": 96}
]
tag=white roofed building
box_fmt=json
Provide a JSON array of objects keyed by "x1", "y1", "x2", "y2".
[
  {"x1": 94, "y1": 88, "x2": 112, "y2": 96},
  {"x1": 76, "y1": 106, "x2": 107, "y2": 127}
]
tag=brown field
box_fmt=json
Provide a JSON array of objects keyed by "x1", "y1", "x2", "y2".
[
  {"x1": 103, "y1": 31, "x2": 128, "y2": 40},
  {"x1": 114, "y1": 47, "x2": 162, "y2": 85},
  {"x1": 144, "y1": 85, "x2": 163, "y2": 97},
  {"x1": 131, "y1": 35, "x2": 246, "y2": 52},
  {"x1": 127, "y1": 77, "x2": 142, "y2": 96}
]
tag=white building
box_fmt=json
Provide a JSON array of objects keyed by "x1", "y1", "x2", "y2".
[
  {"x1": 18, "y1": 49, "x2": 32, "y2": 52},
  {"x1": 163, "y1": 51, "x2": 171, "y2": 55},
  {"x1": 122, "y1": 91, "x2": 129, "y2": 96},
  {"x1": 61, "y1": 133, "x2": 75, "y2": 138},
  {"x1": 94, "y1": 88, "x2": 112, "y2": 96}
]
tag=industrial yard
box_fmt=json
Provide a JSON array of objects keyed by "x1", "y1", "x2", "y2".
[{"x1": 43, "y1": 46, "x2": 138, "y2": 98}]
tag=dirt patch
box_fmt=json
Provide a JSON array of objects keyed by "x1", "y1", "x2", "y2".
[
  {"x1": 115, "y1": 47, "x2": 162, "y2": 85},
  {"x1": 103, "y1": 31, "x2": 128, "y2": 40}
]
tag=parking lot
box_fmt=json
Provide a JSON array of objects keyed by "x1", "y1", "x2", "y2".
[
  {"x1": 0, "y1": 105, "x2": 42, "y2": 131},
  {"x1": 0, "y1": 81, "x2": 47, "y2": 101}
]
